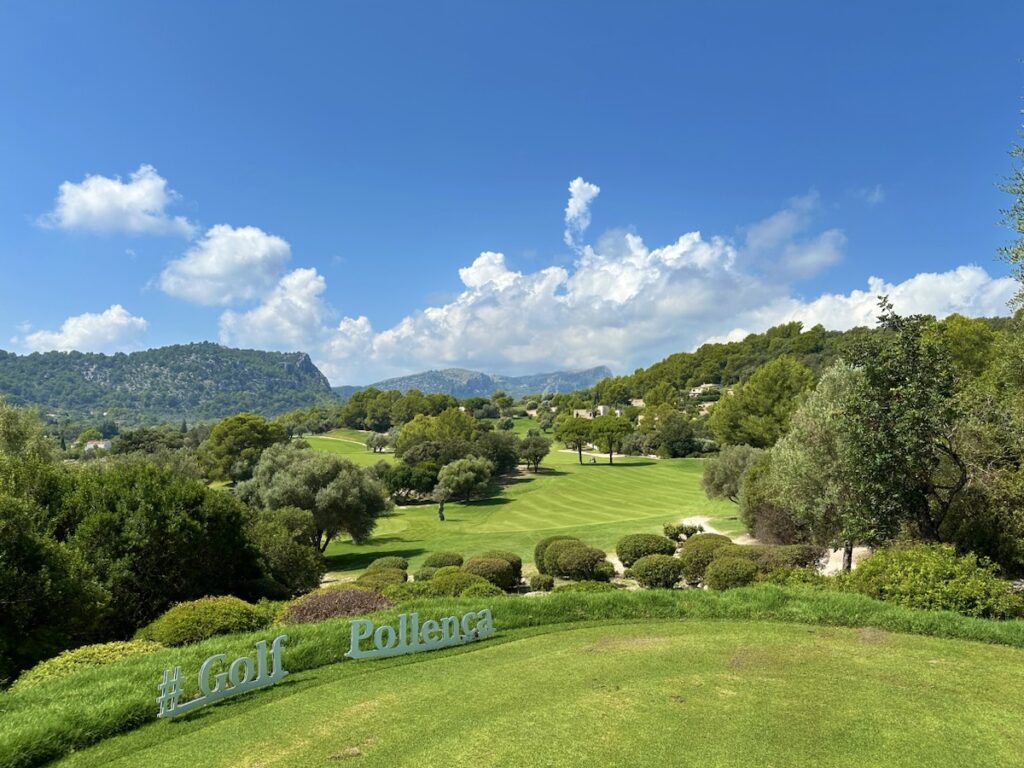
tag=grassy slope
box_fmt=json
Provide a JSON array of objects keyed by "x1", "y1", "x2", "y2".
[
  {"x1": 304, "y1": 429, "x2": 395, "y2": 467},
  {"x1": 52, "y1": 619, "x2": 1024, "y2": 767},
  {"x1": 319, "y1": 423, "x2": 741, "y2": 575}
]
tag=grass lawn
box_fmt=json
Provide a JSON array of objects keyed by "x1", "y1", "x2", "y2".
[
  {"x1": 303, "y1": 428, "x2": 395, "y2": 467},
  {"x1": 51, "y1": 619, "x2": 1024, "y2": 767},
  {"x1": 320, "y1": 442, "x2": 741, "y2": 575}
]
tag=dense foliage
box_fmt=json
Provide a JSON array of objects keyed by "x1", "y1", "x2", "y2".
[
  {"x1": 616, "y1": 533, "x2": 676, "y2": 567},
  {"x1": 135, "y1": 597, "x2": 270, "y2": 647},
  {"x1": 11, "y1": 641, "x2": 163, "y2": 692},
  {"x1": 282, "y1": 587, "x2": 392, "y2": 624},
  {"x1": 630, "y1": 554, "x2": 685, "y2": 588},
  {"x1": 704, "y1": 556, "x2": 758, "y2": 590}
]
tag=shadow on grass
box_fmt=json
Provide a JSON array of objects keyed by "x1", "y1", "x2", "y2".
[{"x1": 324, "y1": 546, "x2": 427, "y2": 572}]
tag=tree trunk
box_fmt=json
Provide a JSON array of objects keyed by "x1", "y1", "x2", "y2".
[
  {"x1": 577, "y1": 445, "x2": 583, "y2": 464},
  {"x1": 437, "y1": 501, "x2": 445, "y2": 521},
  {"x1": 842, "y1": 540, "x2": 853, "y2": 572},
  {"x1": 608, "y1": 449, "x2": 613, "y2": 465}
]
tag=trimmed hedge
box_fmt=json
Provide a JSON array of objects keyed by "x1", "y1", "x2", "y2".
[
  {"x1": 705, "y1": 556, "x2": 758, "y2": 590},
  {"x1": 716, "y1": 543, "x2": 825, "y2": 573},
  {"x1": 552, "y1": 580, "x2": 620, "y2": 593},
  {"x1": 12, "y1": 641, "x2": 164, "y2": 692},
  {"x1": 282, "y1": 588, "x2": 392, "y2": 624},
  {"x1": 616, "y1": 534, "x2": 676, "y2": 567},
  {"x1": 425, "y1": 571, "x2": 497, "y2": 598},
  {"x1": 478, "y1": 550, "x2": 523, "y2": 582},
  {"x1": 463, "y1": 558, "x2": 516, "y2": 591},
  {"x1": 367, "y1": 556, "x2": 409, "y2": 572},
  {"x1": 460, "y1": 582, "x2": 506, "y2": 598},
  {"x1": 679, "y1": 533, "x2": 733, "y2": 583},
  {"x1": 534, "y1": 535, "x2": 580, "y2": 574},
  {"x1": 413, "y1": 567, "x2": 438, "y2": 582},
  {"x1": 355, "y1": 567, "x2": 408, "y2": 591},
  {"x1": 544, "y1": 540, "x2": 610, "y2": 581},
  {"x1": 422, "y1": 551, "x2": 464, "y2": 568},
  {"x1": 529, "y1": 574, "x2": 554, "y2": 592},
  {"x1": 135, "y1": 597, "x2": 269, "y2": 647},
  {"x1": 631, "y1": 554, "x2": 685, "y2": 589}
]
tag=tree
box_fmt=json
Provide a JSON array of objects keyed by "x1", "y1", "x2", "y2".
[
  {"x1": 537, "y1": 411, "x2": 555, "y2": 432},
  {"x1": 708, "y1": 356, "x2": 814, "y2": 448},
  {"x1": 242, "y1": 442, "x2": 391, "y2": 551},
  {"x1": 647, "y1": 407, "x2": 697, "y2": 458},
  {"x1": 471, "y1": 430, "x2": 521, "y2": 475},
  {"x1": 590, "y1": 415, "x2": 632, "y2": 464},
  {"x1": 644, "y1": 381, "x2": 677, "y2": 408},
  {"x1": 497, "y1": 417, "x2": 514, "y2": 431},
  {"x1": 520, "y1": 435, "x2": 552, "y2": 472},
  {"x1": 199, "y1": 412, "x2": 289, "y2": 482},
  {"x1": 432, "y1": 456, "x2": 494, "y2": 518},
  {"x1": 394, "y1": 408, "x2": 475, "y2": 463},
  {"x1": 365, "y1": 432, "x2": 390, "y2": 453},
  {"x1": 75, "y1": 428, "x2": 103, "y2": 446},
  {"x1": 702, "y1": 444, "x2": 763, "y2": 503},
  {"x1": 554, "y1": 415, "x2": 593, "y2": 465},
  {"x1": 999, "y1": 107, "x2": 1024, "y2": 307},
  {"x1": 246, "y1": 507, "x2": 324, "y2": 596}
]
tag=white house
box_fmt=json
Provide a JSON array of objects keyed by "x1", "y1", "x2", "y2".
[{"x1": 84, "y1": 439, "x2": 112, "y2": 451}]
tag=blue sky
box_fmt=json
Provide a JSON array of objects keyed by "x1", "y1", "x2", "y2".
[{"x1": 1, "y1": 1, "x2": 1021, "y2": 384}]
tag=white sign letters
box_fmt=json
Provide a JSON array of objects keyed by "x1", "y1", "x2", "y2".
[{"x1": 346, "y1": 608, "x2": 494, "y2": 660}]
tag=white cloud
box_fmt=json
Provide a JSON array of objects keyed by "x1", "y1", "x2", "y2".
[
  {"x1": 858, "y1": 184, "x2": 886, "y2": 206},
  {"x1": 564, "y1": 177, "x2": 601, "y2": 247},
  {"x1": 160, "y1": 224, "x2": 291, "y2": 305},
  {"x1": 742, "y1": 191, "x2": 845, "y2": 278},
  {"x1": 19, "y1": 305, "x2": 148, "y2": 352},
  {"x1": 38, "y1": 164, "x2": 195, "y2": 237},
  {"x1": 219, "y1": 268, "x2": 328, "y2": 350}
]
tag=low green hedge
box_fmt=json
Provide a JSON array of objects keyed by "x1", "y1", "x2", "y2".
[
  {"x1": 135, "y1": 596, "x2": 270, "y2": 647},
  {"x1": 616, "y1": 533, "x2": 676, "y2": 567},
  {"x1": 544, "y1": 540, "x2": 610, "y2": 580},
  {"x1": 423, "y1": 551, "x2": 464, "y2": 568},
  {"x1": 705, "y1": 556, "x2": 758, "y2": 590},
  {"x1": 11, "y1": 641, "x2": 164, "y2": 693},
  {"x1": 552, "y1": 580, "x2": 620, "y2": 593},
  {"x1": 463, "y1": 558, "x2": 516, "y2": 591},
  {"x1": 355, "y1": 567, "x2": 408, "y2": 591},
  {"x1": 631, "y1": 554, "x2": 685, "y2": 589},
  {"x1": 477, "y1": 550, "x2": 523, "y2": 582},
  {"x1": 679, "y1": 534, "x2": 733, "y2": 583},
  {"x1": 282, "y1": 588, "x2": 392, "y2": 624},
  {"x1": 716, "y1": 543, "x2": 825, "y2": 573},
  {"x1": 413, "y1": 566, "x2": 438, "y2": 582},
  {"x1": 529, "y1": 574, "x2": 554, "y2": 592},
  {"x1": 534, "y1": 535, "x2": 580, "y2": 574},
  {"x1": 367, "y1": 556, "x2": 409, "y2": 572}
]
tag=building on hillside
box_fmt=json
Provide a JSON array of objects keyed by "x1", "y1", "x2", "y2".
[
  {"x1": 84, "y1": 439, "x2": 111, "y2": 451},
  {"x1": 688, "y1": 383, "x2": 721, "y2": 398},
  {"x1": 629, "y1": 398, "x2": 645, "y2": 408},
  {"x1": 698, "y1": 402, "x2": 715, "y2": 416},
  {"x1": 572, "y1": 408, "x2": 592, "y2": 419}
]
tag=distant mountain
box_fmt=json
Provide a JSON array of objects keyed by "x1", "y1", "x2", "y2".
[
  {"x1": 0, "y1": 343, "x2": 335, "y2": 422},
  {"x1": 334, "y1": 366, "x2": 613, "y2": 400}
]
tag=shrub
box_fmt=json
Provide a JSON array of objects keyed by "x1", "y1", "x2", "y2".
[
  {"x1": 544, "y1": 540, "x2": 610, "y2": 580},
  {"x1": 354, "y1": 567, "x2": 408, "y2": 591},
  {"x1": 836, "y1": 544, "x2": 1024, "y2": 619},
  {"x1": 367, "y1": 556, "x2": 409, "y2": 572},
  {"x1": 552, "y1": 580, "x2": 620, "y2": 593},
  {"x1": 529, "y1": 574, "x2": 554, "y2": 592},
  {"x1": 758, "y1": 566, "x2": 828, "y2": 588},
  {"x1": 423, "y1": 551, "x2": 464, "y2": 568},
  {"x1": 461, "y1": 582, "x2": 506, "y2": 598},
  {"x1": 594, "y1": 560, "x2": 617, "y2": 582},
  {"x1": 282, "y1": 588, "x2": 391, "y2": 624},
  {"x1": 534, "y1": 535, "x2": 579, "y2": 574},
  {"x1": 135, "y1": 596, "x2": 269, "y2": 647},
  {"x1": 12, "y1": 640, "x2": 163, "y2": 692},
  {"x1": 463, "y1": 558, "x2": 516, "y2": 591},
  {"x1": 478, "y1": 550, "x2": 523, "y2": 582},
  {"x1": 381, "y1": 582, "x2": 435, "y2": 602},
  {"x1": 679, "y1": 533, "x2": 733, "y2": 583},
  {"x1": 663, "y1": 523, "x2": 686, "y2": 542},
  {"x1": 427, "y1": 571, "x2": 496, "y2": 597},
  {"x1": 680, "y1": 524, "x2": 704, "y2": 539},
  {"x1": 631, "y1": 554, "x2": 685, "y2": 589},
  {"x1": 705, "y1": 556, "x2": 758, "y2": 590},
  {"x1": 616, "y1": 534, "x2": 676, "y2": 567},
  {"x1": 413, "y1": 566, "x2": 438, "y2": 582},
  {"x1": 715, "y1": 543, "x2": 826, "y2": 574}
]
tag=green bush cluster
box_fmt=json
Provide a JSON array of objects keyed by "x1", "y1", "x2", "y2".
[
  {"x1": 631, "y1": 554, "x2": 685, "y2": 589},
  {"x1": 836, "y1": 544, "x2": 1024, "y2": 619},
  {"x1": 663, "y1": 523, "x2": 704, "y2": 542},
  {"x1": 552, "y1": 580, "x2": 620, "y2": 593},
  {"x1": 529, "y1": 574, "x2": 554, "y2": 592},
  {"x1": 12, "y1": 640, "x2": 164, "y2": 692},
  {"x1": 367, "y1": 556, "x2": 409, "y2": 572},
  {"x1": 715, "y1": 543, "x2": 825, "y2": 573},
  {"x1": 704, "y1": 556, "x2": 758, "y2": 590},
  {"x1": 423, "y1": 551, "x2": 464, "y2": 568},
  {"x1": 282, "y1": 587, "x2": 392, "y2": 624},
  {"x1": 463, "y1": 558, "x2": 516, "y2": 591},
  {"x1": 616, "y1": 534, "x2": 676, "y2": 567},
  {"x1": 135, "y1": 596, "x2": 270, "y2": 647},
  {"x1": 413, "y1": 566, "x2": 438, "y2": 582},
  {"x1": 478, "y1": 550, "x2": 523, "y2": 582},
  {"x1": 544, "y1": 539, "x2": 612, "y2": 581},
  {"x1": 679, "y1": 533, "x2": 733, "y2": 583},
  {"x1": 534, "y1": 536, "x2": 579, "y2": 574},
  {"x1": 355, "y1": 567, "x2": 408, "y2": 591}
]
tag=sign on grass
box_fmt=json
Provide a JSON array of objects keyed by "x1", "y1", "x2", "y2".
[
  {"x1": 346, "y1": 608, "x2": 494, "y2": 660},
  {"x1": 156, "y1": 635, "x2": 288, "y2": 719}
]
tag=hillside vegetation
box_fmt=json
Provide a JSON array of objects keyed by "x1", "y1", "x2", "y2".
[
  {"x1": 0, "y1": 343, "x2": 334, "y2": 422},
  {"x1": 337, "y1": 365, "x2": 613, "y2": 399}
]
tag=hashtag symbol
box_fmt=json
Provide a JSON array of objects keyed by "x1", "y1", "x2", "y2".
[{"x1": 156, "y1": 666, "x2": 183, "y2": 717}]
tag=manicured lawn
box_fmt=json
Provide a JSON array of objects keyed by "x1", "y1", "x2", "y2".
[
  {"x1": 320, "y1": 444, "x2": 741, "y2": 575},
  {"x1": 51, "y1": 619, "x2": 1024, "y2": 767},
  {"x1": 304, "y1": 429, "x2": 394, "y2": 467}
]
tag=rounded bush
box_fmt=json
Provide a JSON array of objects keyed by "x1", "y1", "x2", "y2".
[
  {"x1": 704, "y1": 556, "x2": 758, "y2": 590},
  {"x1": 136, "y1": 596, "x2": 269, "y2": 647},
  {"x1": 461, "y1": 581, "x2": 506, "y2": 598},
  {"x1": 837, "y1": 544, "x2": 1024, "y2": 619},
  {"x1": 715, "y1": 543, "x2": 825, "y2": 573},
  {"x1": 631, "y1": 554, "x2": 685, "y2": 589},
  {"x1": 534, "y1": 535, "x2": 579, "y2": 574},
  {"x1": 354, "y1": 567, "x2": 408, "y2": 591},
  {"x1": 616, "y1": 533, "x2": 676, "y2": 567},
  {"x1": 413, "y1": 566, "x2": 438, "y2": 582},
  {"x1": 282, "y1": 588, "x2": 392, "y2": 624},
  {"x1": 427, "y1": 571, "x2": 496, "y2": 597},
  {"x1": 478, "y1": 550, "x2": 523, "y2": 582},
  {"x1": 529, "y1": 573, "x2": 554, "y2": 592},
  {"x1": 544, "y1": 540, "x2": 609, "y2": 580},
  {"x1": 13, "y1": 640, "x2": 163, "y2": 692},
  {"x1": 679, "y1": 533, "x2": 733, "y2": 583},
  {"x1": 367, "y1": 556, "x2": 409, "y2": 572},
  {"x1": 423, "y1": 551, "x2": 464, "y2": 568},
  {"x1": 663, "y1": 523, "x2": 686, "y2": 542},
  {"x1": 381, "y1": 582, "x2": 434, "y2": 602},
  {"x1": 594, "y1": 560, "x2": 617, "y2": 582},
  {"x1": 552, "y1": 580, "x2": 620, "y2": 593},
  {"x1": 463, "y1": 557, "x2": 516, "y2": 591}
]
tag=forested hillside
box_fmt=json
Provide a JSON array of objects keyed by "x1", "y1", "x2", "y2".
[
  {"x1": 0, "y1": 343, "x2": 335, "y2": 422},
  {"x1": 339, "y1": 365, "x2": 612, "y2": 399}
]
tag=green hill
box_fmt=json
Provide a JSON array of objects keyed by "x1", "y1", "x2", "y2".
[{"x1": 0, "y1": 343, "x2": 335, "y2": 423}]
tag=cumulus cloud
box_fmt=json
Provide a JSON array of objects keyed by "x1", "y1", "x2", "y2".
[
  {"x1": 38, "y1": 164, "x2": 195, "y2": 237},
  {"x1": 18, "y1": 305, "x2": 148, "y2": 352},
  {"x1": 742, "y1": 191, "x2": 846, "y2": 278},
  {"x1": 160, "y1": 224, "x2": 291, "y2": 305},
  {"x1": 219, "y1": 268, "x2": 328, "y2": 350},
  {"x1": 564, "y1": 177, "x2": 601, "y2": 247}
]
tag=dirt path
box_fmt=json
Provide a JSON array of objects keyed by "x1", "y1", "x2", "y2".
[{"x1": 680, "y1": 515, "x2": 758, "y2": 545}]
